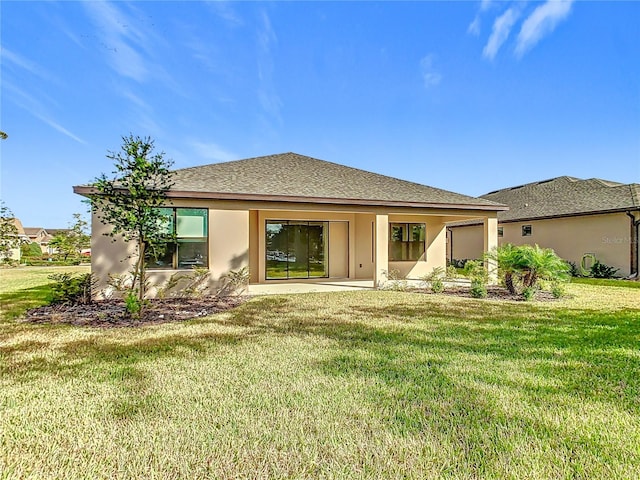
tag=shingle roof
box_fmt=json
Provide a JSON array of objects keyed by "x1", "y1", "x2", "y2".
[
  {"x1": 482, "y1": 176, "x2": 640, "y2": 222},
  {"x1": 169, "y1": 152, "x2": 503, "y2": 209},
  {"x1": 23, "y1": 227, "x2": 46, "y2": 236}
]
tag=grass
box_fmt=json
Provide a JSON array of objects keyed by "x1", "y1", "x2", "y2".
[
  {"x1": 1, "y1": 270, "x2": 639, "y2": 478},
  {"x1": 0, "y1": 265, "x2": 90, "y2": 320},
  {"x1": 571, "y1": 276, "x2": 640, "y2": 289}
]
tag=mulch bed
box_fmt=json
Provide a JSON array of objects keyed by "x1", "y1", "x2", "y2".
[
  {"x1": 23, "y1": 286, "x2": 558, "y2": 328},
  {"x1": 24, "y1": 296, "x2": 247, "y2": 328}
]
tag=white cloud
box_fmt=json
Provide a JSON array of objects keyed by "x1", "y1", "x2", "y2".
[
  {"x1": 516, "y1": 0, "x2": 574, "y2": 57},
  {"x1": 0, "y1": 47, "x2": 57, "y2": 83},
  {"x1": 483, "y1": 8, "x2": 520, "y2": 60},
  {"x1": 256, "y1": 10, "x2": 282, "y2": 123},
  {"x1": 468, "y1": 16, "x2": 481, "y2": 36},
  {"x1": 3, "y1": 80, "x2": 86, "y2": 144},
  {"x1": 420, "y1": 54, "x2": 442, "y2": 88},
  {"x1": 32, "y1": 113, "x2": 87, "y2": 145},
  {"x1": 481, "y1": 0, "x2": 493, "y2": 11},
  {"x1": 189, "y1": 140, "x2": 236, "y2": 163},
  {"x1": 206, "y1": 1, "x2": 243, "y2": 27}
]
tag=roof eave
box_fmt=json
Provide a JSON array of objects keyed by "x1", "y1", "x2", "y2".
[{"x1": 73, "y1": 186, "x2": 508, "y2": 212}]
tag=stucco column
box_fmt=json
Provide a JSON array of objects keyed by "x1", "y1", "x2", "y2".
[
  {"x1": 374, "y1": 214, "x2": 389, "y2": 287},
  {"x1": 483, "y1": 216, "x2": 498, "y2": 284}
]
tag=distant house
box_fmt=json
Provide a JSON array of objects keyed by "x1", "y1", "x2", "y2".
[
  {"x1": 447, "y1": 176, "x2": 640, "y2": 277},
  {"x1": 24, "y1": 227, "x2": 51, "y2": 253},
  {"x1": 74, "y1": 152, "x2": 507, "y2": 296},
  {"x1": 3, "y1": 218, "x2": 28, "y2": 261},
  {"x1": 23, "y1": 227, "x2": 72, "y2": 254}
]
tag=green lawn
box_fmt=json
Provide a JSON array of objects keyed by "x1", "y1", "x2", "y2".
[
  {"x1": 571, "y1": 276, "x2": 640, "y2": 289},
  {"x1": 1, "y1": 270, "x2": 639, "y2": 479},
  {"x1": 0, "y1": 265, "x2": 90, "y2": 320}
]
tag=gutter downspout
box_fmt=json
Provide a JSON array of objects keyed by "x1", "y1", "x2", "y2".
[{"x1": 626, "y1": 210, "x2": 640, "y2": 277}]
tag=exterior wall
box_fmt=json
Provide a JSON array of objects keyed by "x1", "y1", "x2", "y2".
[
  {"x1": 328, "y1": 221, "x2": 349, "y2": 278},
  {"x1": 502, "y1": 213, "x2": 632, "y2": 277},
  {"x1": 92, "y1": 199, "x2": 249, "y2": 298},
  {"x1": 387, "y1": 214, "x2": 447, "y2": 279},
  {"x1": 90, "y1": 197, "x2": 501, "y2": 295},
  {"x1": 354, "y1": 213, "x2": 374, "y2": 279},
  {"x1": 449, "y1": 212, "x2": 634, "y2": 277}
]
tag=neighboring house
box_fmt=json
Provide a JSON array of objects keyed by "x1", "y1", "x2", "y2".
[
  {"x1": 24, "y1": 227, "x2": 51, "y2": 253},
  {"x1": 4, "y1": 218, "x2": 28, "y2": 261},
  {"x1": 447, "y1": 176, "x2": 640, "y2": 277},
  {"x1": 74, "y1": 152, "x2": 506, "y2": 296},
  {"x1": 24, "y1": 227, "x2": 72, "y2": 254}
]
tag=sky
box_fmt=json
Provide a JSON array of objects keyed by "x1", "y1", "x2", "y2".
[{"x1": 1, "y1": 0, "x2": 639, "y2": 228}]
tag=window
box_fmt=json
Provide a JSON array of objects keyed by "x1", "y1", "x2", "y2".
[
  {"x1": 522, "y1": 225, "x2": 532, "y2": 236},
  {"x1": 389, "y1": 223, "x2": 426, "y2": 261},
  {"x1": 498, "y1": 227, "x2": 504, "y2": 237},
  {"x1": 145, "y1": 208, "x2": 208, "y2": 269}
]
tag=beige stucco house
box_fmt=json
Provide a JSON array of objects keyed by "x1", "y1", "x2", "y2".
[
  {"x1": 447, "y1": 176, "x2": 640, "y2": 277},
  {"x1": 74, "y1": 153, "x2": 506, "y2": 296},
  {"x1": 3, "y1": 218, "x2": 28, "y2": 262}
]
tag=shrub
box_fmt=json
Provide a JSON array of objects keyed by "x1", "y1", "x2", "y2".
[
  {"x1": 522, "y1": 286, "x2": 536, "y2": 301},
  {"x1": 565, "y1": 261, "x2": 581, "y2": 277},
  {"x1": 449, "y1": 258, "x2": 471, "y2": 269},
  {"x1": 124, "y1": 291, "x2": 143, "y2": 318},
  {"x1": 21, "y1": 242, "x2": 43, "y2": 258},
  {"x1": 218, "y1": 267, "x2": 250, "y2": 296},
  {"x1": 486, "y1": 244, "x2": 570, "y2": 297},
  {"x1": 157, "y1": 267, "x2": 212, "y2": 298},
  {"x1": 430, "y1": 279, "x2": 445, "y2": 293},
  {"x1": 590, "y1": 261, "x2": 619, "y2": 279},
  {"x1": 470, "y1": 280, "x2": 487, "y2": 298},
  {"x1": 421, "y1": 266, "x2": 446, "y2": 293},
  {"x1": 551, "y1": 282, "x2": 566, "y2": 299},
  {"x1": 25, "y1": 259, "x2": 81, "y2": 266},
  {"x1": 381, "y1": 269, "x2": 408, "y2": 291},
  {"x1": 48, "y1": 272, "x2": 95, "y2": 305}
]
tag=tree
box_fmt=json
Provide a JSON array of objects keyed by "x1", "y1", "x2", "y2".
[
  {"x1": 0, "y1": 131, "x2": 7, "y2": 140},
  {"x1": 0, "y1": 201, "x2": 20, "y2": 261},
  {"x1": 90, "y1": 135, "x2": 174, "y2": 310},
  {"x1": 21, "y1": 242, "x2": 43, "y2": 259},
  {"x1": 49, "y1": 213, "x2": 91, "y2": 260}
]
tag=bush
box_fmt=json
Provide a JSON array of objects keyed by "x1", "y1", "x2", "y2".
[
  {"x1": 486, "y1": 244, "x2": 570, "y2": 298},
  {"x1": 25, "y1": 259, "x2": 81, "y2": 266},
  {"x1": 565, "y1": 261, "x2": 582, "y2": 277},
  {"x1": 381, "y1": 269, "x2": 408, "y2": 291},
  {"x1": 551, "y1": 282, "x2": 566, "y2": 299},
  {"x1": 420, "y1": 266, "x2": 446, "y2": 293},
  {"x1": 522, "y1": 286, "x2": 536, "y2": 301},
  {"x1": 21, "y1": 242, "x2": 43, "y2": 258},
  {"x1": 48, "y1": 272, "x2": 95, "y2": 305},
  {"x1": 449, "y1": 258, "x2": 471, "y2": 269},
  {"x1": 590, "y1": 261, "x2": 619, "y2": 279},
  {"x1": 470, "y1": 280, "x2": 487, "y2": 298}
]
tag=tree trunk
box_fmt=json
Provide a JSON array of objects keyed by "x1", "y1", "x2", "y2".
[
  {"x1": 138, "y1": 240, "x2": 146, "y2": 303},
  {"x1": 505, "y1": 272, "x2": 516, "y2": 294}
]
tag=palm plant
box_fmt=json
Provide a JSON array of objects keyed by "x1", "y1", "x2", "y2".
[{"x1": 486, "y1": 244, "x2": 570, "y2": 296}]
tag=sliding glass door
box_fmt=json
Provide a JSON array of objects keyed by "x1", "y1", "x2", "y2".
[{"x1": 266, "y1": 221, "x2": 328, "y2": 279}]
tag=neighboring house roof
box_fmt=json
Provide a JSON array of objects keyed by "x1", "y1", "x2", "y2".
[
  {"x1": 449, "y1": 176, "x2": 640, "y2": 226},
  {"x1": 24, "y1": 227, "x2": 47, "y2": 237},
  {"x1": 163, "y1": 152, "x2": 506, "y2": 210},
  {"x1": 46, "y1": 228, "x2": 71, "y2": 236},
  {"x1": 12, "y1": 218, "x2": 26, "y2": 236}
]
